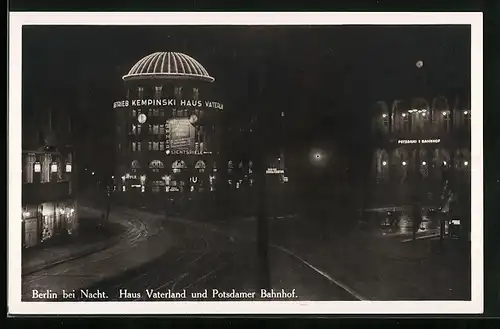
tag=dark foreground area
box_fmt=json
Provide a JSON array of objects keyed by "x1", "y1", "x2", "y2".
[{"x1": 51, "y1": 219, "x2": 358, "y2": 302}]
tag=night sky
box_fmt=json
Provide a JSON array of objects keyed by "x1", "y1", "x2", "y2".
[{"x1": 22, "y1": 25, "x2": 471, "y2": 179}]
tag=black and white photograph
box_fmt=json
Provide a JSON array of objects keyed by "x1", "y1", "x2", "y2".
[{"x1": 8, "y1": 12, "x2": 483, "y2": 315}]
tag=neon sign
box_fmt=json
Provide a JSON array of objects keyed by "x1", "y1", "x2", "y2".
[
  {"x1": 166, "y1": 150, "x2": 212, "y2": 155},
  {"x1": 397, "y1": 139, "x2": 441, "y2": 144},
  {"x1": 266, "y1": 168, "x2": 285, "y2": 174},
  {"x1": 113, "y1": 98, "x2": 224, "y2": 110}
]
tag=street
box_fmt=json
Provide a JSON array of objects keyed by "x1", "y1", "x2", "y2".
[{"x1": 22, "y1": 205, "x2": 360, "y2": 302}]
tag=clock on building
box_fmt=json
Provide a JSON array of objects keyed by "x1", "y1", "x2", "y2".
[
  {"x1": 138, "y1": 113, "x2": 147, "y2": 124},
  {"x1": 189, "y1": 114, "x2": 198, "y2": 125}
]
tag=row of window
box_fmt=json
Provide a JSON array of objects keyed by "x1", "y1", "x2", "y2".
[
  {"x1": 375, "y1": 110, "x2": 471, "y2": 134},
  {"x1": 131, "y1": 141, "x2": 169, "y2": 152},
  {"x1": 131, "y1": 124, "x2": 167, "y2": 135},
  {"x1": 130, "y1": 108, "x2": 206, "y2": 119},
  {"x1": 133, "y1": 86, "x2": 200, "y2": 99}
]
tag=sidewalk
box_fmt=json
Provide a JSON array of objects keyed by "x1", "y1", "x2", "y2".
[
  {"x1": 22, "y1": 209, "x2": 125, "y2": 276},
  {"x1": 22, "y1": 205, "x2": 175, "y2": 300}
]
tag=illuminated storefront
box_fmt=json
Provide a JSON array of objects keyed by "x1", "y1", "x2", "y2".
[{"x1": 22, "y1": 150, "x2": 77, "y2": 248}]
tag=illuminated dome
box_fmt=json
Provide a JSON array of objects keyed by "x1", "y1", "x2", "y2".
[{"x1": 123, "y1": 52, "x2": 215, "y2": 83}]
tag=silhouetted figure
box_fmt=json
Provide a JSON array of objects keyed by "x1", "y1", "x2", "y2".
[{"x1": 412, "y1": 203, "x2": 423, "y2": 242}]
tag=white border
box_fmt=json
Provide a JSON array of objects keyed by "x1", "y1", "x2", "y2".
[{"x1": 8, "y1": 12, "x2": 483, "y2": 315}]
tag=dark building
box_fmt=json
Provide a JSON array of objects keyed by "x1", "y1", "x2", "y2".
[
  {"x1": 22, "y1": 108, "x2": 77, "y2": 248},
  {"x1": 369, "y1": 95, "x2": 471, "y2": 206}
]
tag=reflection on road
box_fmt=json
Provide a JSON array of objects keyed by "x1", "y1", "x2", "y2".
[{"x1": 362, "y1": 208, "x2": 448, "y2": 237}]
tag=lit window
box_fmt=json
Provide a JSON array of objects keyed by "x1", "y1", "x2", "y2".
[
  {"x1": 137, "y1": 124, "x2": 142, "y2": 134},
  {"x1": 137, "y1": 87, "x2": 144, "y2": 98},
  {"x1": 148, "y1": 108, "x2": 153, "y2": 117},
  {"x1": 148, "y1": 141, "x2": 153, "y2": 150},
  {"x1": 159, "y1": 142, "x2": 164, "y2": 151},
  {"x1": 153, "y1": 142, "x2": 159, "y2": 151},
  {"x1": 159, "y1": 125, "x2": 165, "y2": 134},
  {"x1": 132, "y1": 109, "x2": 137, "y2": 117},
  {"x1": 160, "y1": 109, "x2": 165, "y2": 117},
  {"x1": 34, "y1": 162, "x2": 41, "y2": 173},
  {"x1": 51, "y1": 163, "x2": 58, "y2": 173},
  {"x1": 153, "y1": 125, "x2": 159, "y2": 135},
  {"x1": 175, "y1": 86, "x2": 183, "y2": 98},
  {"x1": 137, "y1": 142, "x2": 142, "y2": 152},
  {"x1": 65, "y1": 164, "x2": 72, "y2": 173},
  {"x1": 155, "y1": 86, "x2": 163, "y2": 98},
  {"x1": 132, "y1": 142, "x2": 137, "y2": 152},
  {"x1": 149, "y1": 125, "x2": 153, "y2": 134},
  {"x1": 132, "y1": 124, "x2": 137, "y2": 135},
  {"x1": 193, "y1": 88, "x2": 200, "y2": 100}
]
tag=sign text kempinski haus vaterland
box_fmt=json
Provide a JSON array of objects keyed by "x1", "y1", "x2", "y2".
[{"x1": 113, "y1": 98, "x2": 224, "y2": 110}]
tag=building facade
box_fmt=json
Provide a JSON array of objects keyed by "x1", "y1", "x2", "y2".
[
  {"x1": 114, "y1": 51, "x2": 289, "y2": 198},
  {"x1": 114, "y1": 52, "x2": 226, "y2": 195},
  {"x1": 370, "y1": 95, "x2": 471, "y2": 205},
  {"x1": 22, "y1": 109, "x2": 77, "y2": 248}
]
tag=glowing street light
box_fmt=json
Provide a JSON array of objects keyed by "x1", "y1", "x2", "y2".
[
  {"x1": 464, "y1": 161, "x2": 469, "y2": 166},
  {"x1": 442, "y1": 111, "x2": 447, "y2": 116},
  {"x1": 402, "y1": 113, "x2": 407, "y2": 118},
  {"x1": 33, "y1": 162, "x2": 41, "y2": 173},
  {"x1": 464, "y1": 111, "x2": 469, "y2": 115},
  {"x1": 422, "y1": 161, "x2": 427, "y2": 166},
  {"x1": 382, "y1": 113, "x2": 387, "y2": 118},
  {"x1": 382, "y1": 161, "x2": 387, "y2": 166},
  {"x1": 443, "y1": 161, "x2": 447, "y2": 166},
  {"x1": 402, "y1": 161, "x2": 407, "y2": 166}
]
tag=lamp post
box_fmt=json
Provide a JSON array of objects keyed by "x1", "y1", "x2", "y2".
[
  {"x1": 412, "y1": 60, "x2": 425, "y2": 242},
  {"x1": 249, "y1": 43, "x2": 271, "y2": 292}
]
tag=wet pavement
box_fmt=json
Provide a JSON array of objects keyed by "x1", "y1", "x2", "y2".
[{"x1": 360, "y1": 207, "x2": 446, "y2": 241}]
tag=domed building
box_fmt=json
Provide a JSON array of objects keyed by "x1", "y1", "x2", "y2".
[{"x1": 113, "y1": 52, "x2": 224, "y2": 195}]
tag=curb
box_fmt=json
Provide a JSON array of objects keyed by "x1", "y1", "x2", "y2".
[
  {"x1": 22, "y1": 205, "x2": 125, "y2": 276},
  {"x1": 22, "y1": 236, "x2": 121, "y2": 277},
  {"x1": 401, "y1": 234, "x2": 441, "y2": 243}
]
